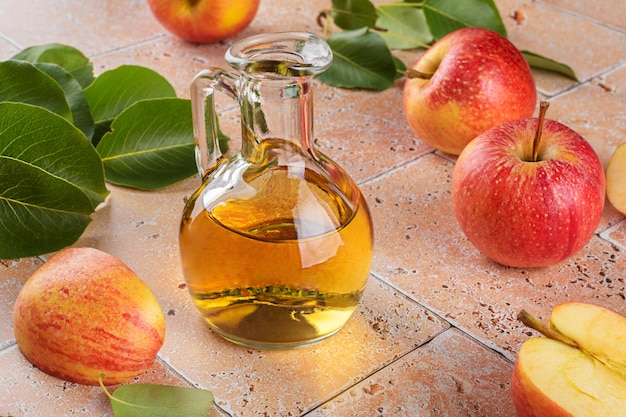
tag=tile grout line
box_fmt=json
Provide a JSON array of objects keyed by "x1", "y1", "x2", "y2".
[
  {"x1": 536, "y1": 0, "x2": 626, "y2": 35},
  {"x1": 300, "y1": 336, "x2": 449, "y2": 417},
  {"x1": 0, "y1": 33, "x2": 21, "y2": 51},
  {"x1": 301, "y1": 294, "x2": 452, "y2": 417},
  {"x1": 368, "y1": 270, "x2": 518, "y2": 363},
  {"x1": 298, "y1": 270, "x2": 519, "y2": 416},
  {"x1": 0, "y1": 340, "x2": 16, "y2": 355},
  {"x1": 356, "y1": 148, "x2": 440, "y2": 188},
  {"x1": 599, "y1": 218, "x2": 626, "y2": 252},
  {"x1": 154, "y1": 354, "x2": 234, "y2": 417},
  {"x1": 86, "y1": 34, "x2": 171, "y2": 60},
  {"x1": 540, "y1": 60, "x2": 626, "y2": 100}
]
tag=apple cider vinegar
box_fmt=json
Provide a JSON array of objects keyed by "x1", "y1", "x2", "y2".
[
  {"x1": 180, "y1": 164, "x2": 373, "y2": 348},
  {"x1": 183, "y1": 32, "x2": 373, "y2": 348}
]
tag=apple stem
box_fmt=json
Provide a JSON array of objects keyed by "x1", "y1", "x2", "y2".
[
  {"x1": 517, "y1": 310, "x2": 579, "y2": 348},
  {"x1": 406, "y1": 69, "x2": 434, "y2": 80},
  {"x1": 531, "y1": 101, "x2": 549, "y2": 162}
]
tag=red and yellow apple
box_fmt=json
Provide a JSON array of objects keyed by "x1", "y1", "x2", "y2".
[
  {"x1": 451, "y1": 102, "x2": 605, "y2": 268},
  {"x1": 146, "y1": 0, "x2": 260, "y2": 43},
  {"x1": 403, "y1": 27, "x2": 537, "y2": 155},
  {"x1": 13, "y1": 247, "x2": 165, "y2": 385},
  {"x1": 512, "y1": 303, "x2": 626, "y2": 416},
  {"x1": 606, "y1": 142, "x2": 626, "y2": 215}
]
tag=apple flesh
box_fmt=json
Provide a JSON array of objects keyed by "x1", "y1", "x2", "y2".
[
  {"x1": 13, "y1": 247, "x2": 165, "y2": 385},
  {"x1": 512, "y1": 338, "x2": 626, "y2": 417},
  {"x1": 403, "y1": 27, "x2": 537, "y2": 155},
  {"x1": 549, "y1": 302, "x2": 626, "y2": 378},
  {"x1": 511, "y1": 303, "x2": 626, "y2": 417},
  {"x1": 451, "y1": 113, "x2": 605, "y2": 268},
  {"x1": 606, "y1": 142, "x2": 626, "y2": 215},
  {"x1": 146, "y1": 0, "x2": 260, "y2": 43}
]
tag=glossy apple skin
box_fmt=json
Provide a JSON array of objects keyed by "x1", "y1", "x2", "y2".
[
  {"x1": 13, "y1": 247, "x2": 165, "y2": 385},
  {"x1": 146, "y1": 0, "x2": 260, "y2": 43},
  {"x1": 403, "y1": 27, "x2": 536, "y2": 155},
  {"x1": 451, "y1": 118, "x2": 605, "y2": 268}
]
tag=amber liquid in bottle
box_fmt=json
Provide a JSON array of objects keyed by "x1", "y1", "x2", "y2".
[{"x1": 180, "y1": 146, "x2": 373, "y2": 349}]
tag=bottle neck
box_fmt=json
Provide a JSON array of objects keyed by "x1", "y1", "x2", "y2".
[{"x1": 239, "y1": 74, "x2": 315, "y2": 162}]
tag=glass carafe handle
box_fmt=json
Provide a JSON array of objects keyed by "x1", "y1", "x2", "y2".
[{"x1": 190, "y1": 69, "x2": 239, "y2": 176}]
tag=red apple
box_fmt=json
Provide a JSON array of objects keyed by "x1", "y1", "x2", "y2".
[
  {"x1": 403, "y1": 27, "x2": 537, "y2": 155},
  {"x1": 451, "y1": 102, "x2": 605, "y2": 268},
  {"x1": 146, "y1": 0, "x2": 260, "y2": 43},
  {"x1": 13, "y1": 247, "x2": 165, "y2": 385},
  {"x1": 511, "y1": 303, "x2": 626, "y2": 417}
]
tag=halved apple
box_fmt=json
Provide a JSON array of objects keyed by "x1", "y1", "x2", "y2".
[
  {"x1": 512, "y1": 303, "x2": 626, "y2": 417},
  {"x1": 607, "y1": 142, "x2": 626, "y2": 215}
]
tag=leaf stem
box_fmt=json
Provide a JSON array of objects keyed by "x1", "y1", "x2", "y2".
[
  {"x1": 98, "y1": 374, "x2": 117, "y2": 402},
  {"x1": 517, "y1": 310, "x2": 578, "y2": 348},
  {"x1": 98, "y1": 374, "x2": 141, "y2": 409},
  {"x1": 531, "y1": 101, "x2": 549, "y2": 162}
]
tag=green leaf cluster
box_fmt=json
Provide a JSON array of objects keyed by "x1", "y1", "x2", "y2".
[
  {"x1": 1, "y1": 44, "x2": 205, "y2": 259},
  {"x1": 317, "y1": 0, "x2": 577, "y2": 90}
]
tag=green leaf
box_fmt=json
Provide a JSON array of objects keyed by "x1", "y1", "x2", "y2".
[
  {"x1": 11, "y1": 43, "x2": 95, "y2": 89},
  {"x1": 375, "y1": 3, "x2": 433, "y2": 49},
  {"x1": 0, "y1": 60, "x2": 72, "y2": 121},
  {"x1": 422, "y1": 0, "x2": 507, "y2": 40},
  {"x1": 96, "y1": 98, "x2": 196, "y2": 190},
  {"x1": 331, "y1": 0, "x2": 378, "y2": 29},
  {"x1": 100, "y1": 376, "x2": 214, "y2": 417},
  {"x1": 522, "y1": 50, "x2": 578, "y2": 81},
  {"x1": 393, "y1": 55, "x2": 408, "y2": 79},
  {"x1": 33, "y1": 62, "x2": 95, "y2": 141},
  {"x1": 317, "y1": 28, "x2": 397, "y2": 90},
  {"x1": 84, "y1": 65, "x2": 177, "y2": 145},
  {"x1": 0, "y1": 102, "x2": 108, "y2": 259}
]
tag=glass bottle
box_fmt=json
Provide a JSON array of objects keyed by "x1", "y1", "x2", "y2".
[{"x1": 179, "y1": 32, "x2": 374, "y2": 349}]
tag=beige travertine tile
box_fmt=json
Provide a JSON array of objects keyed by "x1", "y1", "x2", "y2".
[
  {"x1": 542, "y1": 0, "x2": 626, "y2": 31},
  {"x1": 0, "y1": 345, "x2": 225, "y2": 417},
  {"x1": 308, "y1": 328, "x2": 516, "y2": 416},
  {"x1": 496, "y1": 0, "x2": 626, "y2": 96},
  {"x1": 363, "y1": 153, "x2": 626, "y2": 361},
  {"x1": 90, "y1": 36, "x2": 231, "y2": 99},
  {"x1": 2, "y1": 0, "x2": 625, "y2": 415},
  {"x1": 546, "y1": 64, "x2": 626, "y2": 170},
  {"x1": 159, "y1": 277, "x2": 448, "y2": 416},
  {"x1": 0, "y1": 38, "x2": 18, "y2": 57},
  {"x1": 601, "y1": 219, "x2": 626, "y2": 252},
  {"x1": 315, "y1": 111, "x2": 434, "y2": 183},
  {"x1": 0, "y1": 0, "x2": 164, "y2": 56},
  {"x1": 251, "y1": 0, "x2": 329, "y2": 35},
  {"x1": 0, "y1": 258, "x2": 42, "y2": 349}
]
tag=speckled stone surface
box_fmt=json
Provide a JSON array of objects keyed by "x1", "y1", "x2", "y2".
[{"x1": 1, "y1": 0, "x2": 624, "y2": 415}]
